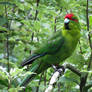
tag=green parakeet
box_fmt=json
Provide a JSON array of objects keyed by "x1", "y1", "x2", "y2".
[{"x1": 19, "y1": 13, "x2": 81, "y2": 87}]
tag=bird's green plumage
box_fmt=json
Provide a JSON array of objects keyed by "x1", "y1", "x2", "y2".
[{"x1": 19, "y1": 14, "x2": 81, "y2": 88}]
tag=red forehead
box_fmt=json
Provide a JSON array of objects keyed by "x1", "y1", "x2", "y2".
[{"x1": 64, "y1": 13, "x2": 74, "y2": 19}]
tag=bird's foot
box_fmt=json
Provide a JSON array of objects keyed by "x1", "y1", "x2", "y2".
[{"x1": 52, "y1": 65, "x2": 65, "y2": 73}]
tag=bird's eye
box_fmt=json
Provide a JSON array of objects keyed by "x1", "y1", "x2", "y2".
[{"x1": 67, "y1": 18, "x2": 70, "y2": 19}]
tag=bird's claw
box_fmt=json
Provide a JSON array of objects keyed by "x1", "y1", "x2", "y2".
[{"x1": 52, "y1": 65, "x2": 65, "y2": 73}]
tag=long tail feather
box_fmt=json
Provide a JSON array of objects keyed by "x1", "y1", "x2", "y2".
[
  {"x1": 19, "y1": 73, "x2": 36, "y2": 87},
  {"x1": 19, "y1": 60, "x2": 49, "y2": 91},
  {"x1": 21, "y1": 53, "x2": 46, "y2": 67},
  {"x1": 19, "y1": 62, "x2": 40, "y2": 89}
]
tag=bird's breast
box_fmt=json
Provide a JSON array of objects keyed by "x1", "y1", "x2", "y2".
[{"x1": 55, "y1": 36, "x2": 79, "y2": 62}]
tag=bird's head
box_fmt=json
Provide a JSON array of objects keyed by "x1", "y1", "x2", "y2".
[{"x1": 64, "y1": 13, "x2": 79, "y2": 30}]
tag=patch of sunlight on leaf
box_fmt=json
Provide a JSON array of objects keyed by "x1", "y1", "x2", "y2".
[{"x1": 8, "y1": 86, "x2": 23, "y2": 92}]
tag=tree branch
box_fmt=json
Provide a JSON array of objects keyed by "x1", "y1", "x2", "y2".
[
  {"x1": 5, "y1": 3, "x2": 11, "y2": 89},
  {"x1": 45, "y1": 68, "x2": 64, "y2": 92},
  {"x1": 85, "y1": 83, "x2": 92, "y2": 90},
  {"x1": 34, "y1": 0, "x2": 40, "y2": 20},
  {"x1": 65, "y1": 64, "x2": 81, "y2": 77},
  {"x1": 45, "y1": 63, "x2": 82, "y2": 92},
  {"x1": 31, "y1": 0, "x2": 40, "y2": 41},
  {"x1": 79, "y1": 0, "x2": 92, "y2": 91},
  {"x1": 54, "y1": 17, "x2": 57, "y2": 32},
  {"x1": 86, "y1": 0, "x2": 92, "y2": 71}
]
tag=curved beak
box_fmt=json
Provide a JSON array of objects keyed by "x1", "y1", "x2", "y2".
[{"x1": 64, "y1": 18, "x2": 70, "y2": 24}]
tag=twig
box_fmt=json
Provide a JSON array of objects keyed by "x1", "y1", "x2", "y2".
[
  {"x1": 86, "y1": 0, "x2": 92, "y2": 71},
  {"x1": 85, "y1": 83, "x2": 92, "y2": 90},
  {"x1": 79, "y1": 0, "x2": 92, "y2": 91},
  {"x1": 65, "y1": 64, "x2": 81, "y2": 77},
  {"x1": 34, "y1": 0, "x2": 40, "y2": 20},
  {"x1": 31, "y1": 0, "x2": 40, "y2": 41},
  {"x1": 5, "y1": 3, "x2": 11, "y2": 89},
  {"x1": 79, "y1": 40, "x2": 83, "y2": 54},
  {"x1": 31, "y1": 32, "x2": 34, "y2": 41},
  {"x1": 54, "y1": 17, "x2": 57, "y2": 32},
  {"x1": 44, "y1": 71, "x2": 47, "y2": 86},
  {"x1": 57, "y1": 82, "x2": 61, "y2": 92},
  {"x1": 36, "y1": 73, "x2": 43, "y2": 92}
]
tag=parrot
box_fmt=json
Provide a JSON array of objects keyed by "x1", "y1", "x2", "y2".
[{"x1": 19, "y1": 13, "x2": 81, "y2": 88}]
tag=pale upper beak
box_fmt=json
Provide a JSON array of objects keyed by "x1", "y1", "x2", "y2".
[{"x1": 64, "y1": 18, "x2": 70, "y2": 24}]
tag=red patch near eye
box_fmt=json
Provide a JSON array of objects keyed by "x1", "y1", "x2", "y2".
[{"x1": 64, "y1": 13, "x2": 78, "y2": 22}]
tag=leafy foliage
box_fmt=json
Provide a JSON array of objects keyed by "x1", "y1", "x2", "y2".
[{"x1": 0, "y1": 0, "x2": 92, "y2": 92}]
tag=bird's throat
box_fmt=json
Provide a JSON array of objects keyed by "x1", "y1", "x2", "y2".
[{"x1": 64, "y1": 23, "x2": 70, "y2": 30}]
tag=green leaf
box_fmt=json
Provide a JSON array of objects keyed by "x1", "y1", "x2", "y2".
[
  {"x1": 0, "y1": 79, "x2": 8, "y2": 87},
  {"x1": 89, "y1": 15, "x2": 92, "y2": 27},
  {"x1": 0, "y1": 16, "x2": 8, "y2": 26},
  {"x1": 59, "y1": 76, "x2": 79, "y2": 84},
  {"x1": 0, "y1": 1, "x2": 14, "y2": 5}
]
